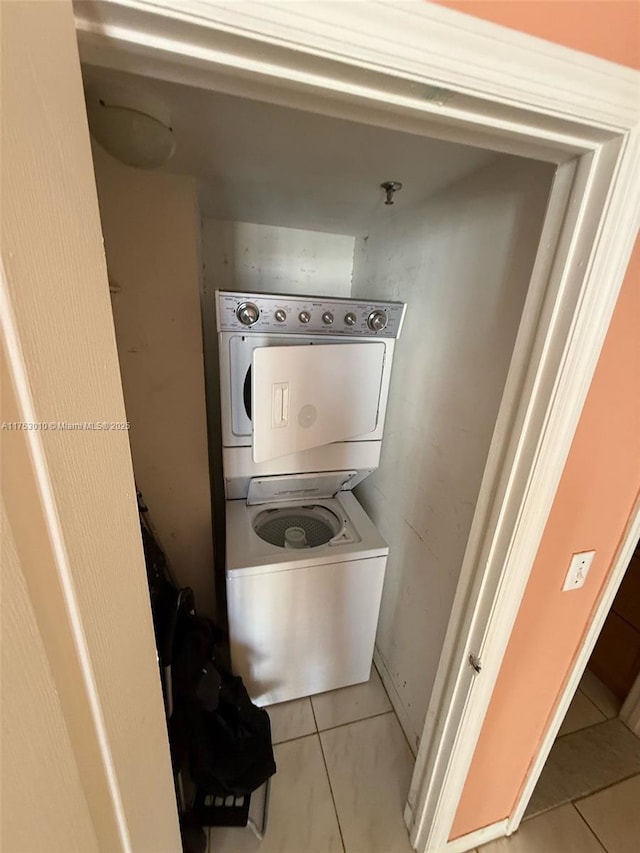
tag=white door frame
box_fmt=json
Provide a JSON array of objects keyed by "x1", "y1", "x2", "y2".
[{"x1": 74, "y1": 2, "x2": 640, "y2": 851}]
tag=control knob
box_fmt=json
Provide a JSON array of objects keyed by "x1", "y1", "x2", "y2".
[
  {"x1": 299, "y1": 310, "x2": 311, "y2": 324},
  {"x1": 237, "y1": 301, "x2": 260, "y2": 326},
  {"x1": 274, "y1": 308, "x2": 287, "y2": 322},
  {"x1": 322, "y1": 311, "x2": 334, "y2": 325},
  {"x1": 367, "y1": 310, "x2": 387, "y2": 332},
  {"x1": 344, "y1": 312, "x2": 357, "y2": 326}
]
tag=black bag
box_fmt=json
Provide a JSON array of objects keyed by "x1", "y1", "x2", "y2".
[{"x1": 170, "y1": 609, "x2": 277, "y2": 797}]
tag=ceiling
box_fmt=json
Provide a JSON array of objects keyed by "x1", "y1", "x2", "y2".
[{"x1": 82, "y1": 64, "x2": 503, "y2": 236}]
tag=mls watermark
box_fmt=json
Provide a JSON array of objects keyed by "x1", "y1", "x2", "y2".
[{"x1": 2, "y1": 422, "x2": 131, "y2": 431}]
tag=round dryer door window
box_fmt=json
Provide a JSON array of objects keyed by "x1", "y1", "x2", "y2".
[{"x1": 253, "y1": 505, "x2": 344, "y2": 549}]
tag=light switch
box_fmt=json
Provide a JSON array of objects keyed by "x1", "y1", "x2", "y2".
[{"x1": 562, "y1": 550, "x2": 595, "y2": 591}]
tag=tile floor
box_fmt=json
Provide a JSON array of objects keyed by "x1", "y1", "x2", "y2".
[
  {"x1": 478, "y1": 670, "x2": 640, "y2": 853},
  {"x1": 208, "y1": 666, "x2": 414, "y2": 853},
  {"x1": 477, "y1": 776, "x2": 640, "y2": 853},
  {"x1": 208, "y1": 668, "x2": 640, "y2": 853},
  {"x1": 525, "y1": 718, "x2": 640, "y2": 818},
  {"x1": 525, "y1": 670, "x2": 638, "y2": 818}
]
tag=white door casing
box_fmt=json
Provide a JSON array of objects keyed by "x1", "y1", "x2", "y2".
[{"x1": 63, "y1": 2, "x2": 639, "y2": 850}]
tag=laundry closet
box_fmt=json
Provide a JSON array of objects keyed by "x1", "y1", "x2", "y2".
[{"x1": 84, "y1": 62, "x2": 554, "y2": 755}]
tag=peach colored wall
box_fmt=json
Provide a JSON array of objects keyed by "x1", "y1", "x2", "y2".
[
  {"x1": 452, "y1": 240, "x2": 640, "y2": 837},
  {"x1": 434, "y1": 1, "x2": 640, "y2": 69},
  {"x1": 431, "y1": 0, "x2": 640, "y2": 839}
]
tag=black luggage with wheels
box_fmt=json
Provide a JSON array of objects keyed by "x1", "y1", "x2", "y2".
[
  {"x1": 138, "y1": 494, "x2": 275, "y2": 849},
  {"x1": 170, "y1": 605, "x2": 276, "y2": 793}
]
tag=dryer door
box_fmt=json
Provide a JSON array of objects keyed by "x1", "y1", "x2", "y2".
[{"x1": 252, "y1": 342, "x2": 385, "y2": 463}]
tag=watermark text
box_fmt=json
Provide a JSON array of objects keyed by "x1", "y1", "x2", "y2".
[{"x1": 2, "y1": 421, "x2": 131, "y2": 431}]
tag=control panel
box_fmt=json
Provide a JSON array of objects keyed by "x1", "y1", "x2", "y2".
[{"x1": 216, "y1": 291, "x2": 406, "y2": 338}]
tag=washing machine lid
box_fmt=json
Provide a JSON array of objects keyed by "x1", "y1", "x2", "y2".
[
  {"x1": 247, "y1": 470, "x2": 358, "y2": 505},
  {"x1": 252, "y1": 342, "x2": 385, "y2": 463}
]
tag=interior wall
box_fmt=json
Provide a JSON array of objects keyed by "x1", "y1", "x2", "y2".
[
  {"x1": 201, "y1": 219, "x2": 355, "y2": 297},
  {"x1": 425, "y1": 0, "x2": 640, "y2": 839},
  {"x1": 451, "y1": 239, "x2": 640, "y2": 838},
  {"x1": 92, "y1": 145, "x2": 215, "y2": 614},
  {"x1": 1, "y1": 2, "x2": 181, "y2": 847},
  {"x1": 351, "y1": 156, "x2": 553, "y2": 748},
  {"x1": 1, "y1": 499, "x2": 99, "y2": 853},
  {"x1": 199, "y1": 219, "x2": 355, "y2": 614},
  {"x1": 200, "y1": 218, "x2": 355, "y2": 420},
  {"x1": 433, "y1": 1, "x2": 640, "y2": 70}
]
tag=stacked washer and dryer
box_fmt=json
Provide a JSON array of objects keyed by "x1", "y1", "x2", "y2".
[{"x1": 216, "y1": 290, "x2": 405, "y2": 706}]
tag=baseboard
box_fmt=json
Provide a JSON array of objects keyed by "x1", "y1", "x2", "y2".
[
  {"x1": 373, "y1": 646, "x2": 420, "y2": 757},
  {"x1": 445, "y1": 819, "x2": 509, "y2": 853}
]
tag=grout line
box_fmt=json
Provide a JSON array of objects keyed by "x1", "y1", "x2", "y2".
[
  {"x1": 555, "y1": 715, "x2": 618, "y2": 741},
  {"x1": 571, "y1": 803, "x2": 608, "y2": 852},
  {"x1": 316, "y1": 709, "x2": 395, "y2": 736},
  {"x1": 576, "y1": 688, "x2": 609, "y2": 721},
  {"x1": 271, "y1": 709, "x2": 397, "y2": 746},
  {"x1": 272, "y1": 730, "x2": 321, "y2": 747},
  {"x1": 311, "y1": 703, "x2": 347, "y2": 853},
  {"x1": 571, "y1": 769, "x2": 640, "y2": 805},
  {"x1": 526, "y1": 768, "x2": 640, "y2": 822},
  {"x1": 523, "y1": 802, "x2": 565, "y2": 824},
  {"x1": 309, "y1": 696, "x2": 319, "y2": 733},
  {"x1": 581, "y1": 672, "x2": 622, "y2": 720}
]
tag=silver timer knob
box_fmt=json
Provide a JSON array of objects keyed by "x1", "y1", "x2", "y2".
[
  {"x1": 274, "y1": 308, "x2": 287, "y2": 322},
  {"x1": 344, "y1": 312, "x2": 357, "y2": 326},
  {"x1": 367, "y1": 310, "x2": 387, "y2": 332},
  {"x1": 237, "y1": 301, "x2": 260, "y2": 326},
  {"x1": 299, "y1": 310, "x2": 311, "y2": 324},
  {"x1": 322, "y1": 311, "x2": 334, "y2": 325}
]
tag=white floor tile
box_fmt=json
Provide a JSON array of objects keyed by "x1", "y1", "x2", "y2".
[
  {"x1": 266, "y1": 697, "x2": 316, "y2": 744},
  {"x1": 558, "y1": 689, "x2": 606, "y2": 737},
  {"x1": 526, "y1": 719, "x2": 640, "y2": 817},
  {"x1": 320, "y1": 712, "x2": 414, "y2": 853},
  {"x1": 477, "y1": 804, "x2": 605, "y2": 852},
  {"x1": 575, "y1": 774, "x2": 640, "y2": 853},
  {"x1": 209, "y1": 735, "x2": 343, "y2": 853},
  {"x1": 580, "y1": 670, "x2": 622, "y2": 719},
  {"x1": 311, "y1": 666, "x2": 392, "y2": 731}
]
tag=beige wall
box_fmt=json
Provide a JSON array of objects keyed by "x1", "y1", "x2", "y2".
[
  {"x1": 1, "y1": 497, "x2": 99, "y2": 853},
  {"x1": 202, "y1": 219, "x2": 355, "y2": 298},
  {"x1": 352, "y1": 156, "x2": 553, "y2": 748},
  {"x1": 93, "y1": 146, "x2": 216, "y2": 615},
  {"x1": 1, "y1": 2, "x2": 181, "y2": 849}
]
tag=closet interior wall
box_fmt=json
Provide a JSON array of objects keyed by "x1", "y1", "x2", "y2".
[
  {"x1": 352, "y1": 157, "x2": 554, "y2": 746},
  {"x1": 92, "y1": 144, "x2": 216, "y2": 615},
  {"x1": 199, "y1": 156, "x2": 553, "y2": 745}
]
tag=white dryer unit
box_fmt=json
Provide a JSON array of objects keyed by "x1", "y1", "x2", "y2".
[{"x1": 216, "y1": 290, "x2": 405, "y2": 705}]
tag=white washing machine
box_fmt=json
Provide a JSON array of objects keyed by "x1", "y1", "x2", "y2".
[{"x1": 216, "y1": 290, "x2": 405, "y2": 706}]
